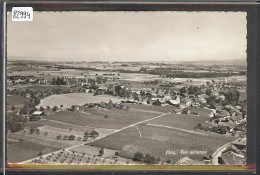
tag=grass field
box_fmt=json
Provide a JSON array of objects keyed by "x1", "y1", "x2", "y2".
[
  {"x1": 7, "y1": 65, "x2": 48, "y2": 73},
  {"x1": 12, "y1": 85, "x2": 70, "y2": 92},
  {"x1": 186, "y1": 107, "x2": 213, "y2": 117},
  {"x1": 25, "y1": 119, "x2": 92, "y2": 132},
  {"x1": 8, "y1": 126, "x2": 84, "y2": 149},
  {"x1": 90, "y1": 124, "x2": 235, "y2": 162},
  {"x1": 125, "y1": 104, "x2": 178, "y2": 113},
  {"x1": 43, "y1": 110, "x2": 159, "y2": 129},
  {"x1": 39, "y1": 93, "x2": 124, "y2": 108},
  {"x1": 7, "y1": 140, "x2": 59, "y2": 163}
]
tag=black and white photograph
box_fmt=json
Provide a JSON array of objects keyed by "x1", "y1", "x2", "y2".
[{"x1": 6, "y1": 11, "x2": 247, "y2": 166}]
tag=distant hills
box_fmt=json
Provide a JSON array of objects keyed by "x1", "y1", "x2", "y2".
[{"x1": 8, "y1": 56, "x2": 246, "y2": 65}]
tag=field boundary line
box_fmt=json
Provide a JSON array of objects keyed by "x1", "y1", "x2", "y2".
[
  {"x1": 146, "y1": 123, "x2": 208, "y2": 136},
  {"x1": 41, "y1": 118, "x2": 94, "y2": 129},
  {"x1": 129, "y1": 109, "x2": 164, "y2": 114}
]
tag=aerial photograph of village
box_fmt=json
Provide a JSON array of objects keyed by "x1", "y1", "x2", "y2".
[{"x1": 6, "y1": 11, "x2": 247, "y2": 165}]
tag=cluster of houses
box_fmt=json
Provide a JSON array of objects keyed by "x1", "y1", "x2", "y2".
[
  {"x1": 218, "y1": 138, "x2": 246, "y2": 165},
  {"x1": 7, "y1": 75, "x2": 49, "y2": 85}
]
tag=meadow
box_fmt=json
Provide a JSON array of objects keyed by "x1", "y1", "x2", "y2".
[
  {"x1": 39, "y1": 93, "x2": 124, "y2": 108},
  {"x1": 90, "y1": 124, "x2": 235, "y2": 162},
  {"x1": 43, "y1": 109, "x2": 159, "y2": 129}
]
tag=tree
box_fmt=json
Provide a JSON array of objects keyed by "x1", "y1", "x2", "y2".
[
  {"x1": 188, "y1": 86, "x2": 201, "y2": 95},
  {"x1": 133, "y1": 152, "x2": 143, "y2": 161},
  {"x1": 39, "y1": 106, "x2": 44, "y2": 111},
  {"x1": 84, "y1": 131, "x2": 89, "y2": 137},
  {"x1": 11, "y1": 106, "x2": 16, "y2": 111},
  {"x1": 35, "y1": 128, "x2": 40, "y2": 134},
  {"x1": 180, "y1": 87, "x2": 187, "y2": 94},
  {"x1": 34, "y1": 97, "x2": 41, "y2": 105},
  {"x1": 19, "y1": 106, "x2": 29, "y2": 115},
  {"x1": 52, "y1": 106, "x2": 58, "y2": 111},
  {"x1": 9, "y1": 122, "x2": 25, "y2": 132},
  {"x1": 166, "y1": 159, "x2": 172, "y2": 164},
  {"x1": 220, "y1": 88, "x2": 240, "y2": 105},
  {"x1": 71, "y1": 105, "x2": 76, "y2": 111},
  {"x1": 69, "y1": 135, "x2": 75, "y2": 140},
  {"x1": 56, "y1": 77, "x2": 62, "y2": 85},
  {"x1": 99, "y1": 148, "x2": 104, "y2": 156},
  {"x1": 207, "y1": 95, "x2": 217, "y2": 109},
  {"x1": 56, "y1": 135, "x2": 62, "y2": 140},
  {"x1": 219, "y1": 126, "x2": 228, "y2": 135},
  {"x1": 29, "y1": 127, "x2": 35, "y2": 134},
  {"x1": 108, "y1": 100, "x2": 113, "y2": 110},
  {"x1": 90, "y1": 130, "x2": 99, "y2": 139},
  {"x1": 144, "y1": 154, "x2": 156, "y2": 164},
  {"x1": 152, "y1": 99, "x2": 161, "y2": 106}
]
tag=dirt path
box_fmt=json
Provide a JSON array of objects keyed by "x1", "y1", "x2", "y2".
[
  {"x1": 41, "y1": 119, "x2": 94, "y2": 129},
  {"x1": 146, "y1": 123, "x2": 208, "y2": 136}
]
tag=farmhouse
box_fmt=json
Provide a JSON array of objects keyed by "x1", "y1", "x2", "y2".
[
  {"x1": 29, "y1": 111, "x2": 44, "y2": 121},
  {"x1": 32, "y1": 111, "x2": 44, "y2": 116}
]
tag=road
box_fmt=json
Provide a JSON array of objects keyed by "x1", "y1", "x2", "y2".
[{"x1": 18, "y1": 112, "x2": 171, "y2": 164}]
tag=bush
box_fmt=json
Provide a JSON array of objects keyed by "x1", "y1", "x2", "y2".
[
  {"x1": 9, "y1": 122, "x2": 25, "y2": 132},
  {"x1": 144, "y1": 154, "x2": 156, "y2": 164},
  {"x1": 166, "y1": 159, "x2": 172, "y2": 164},
  {"x1": 52, "y1": 106, "x2": 58, "y2": 111},
  {"x1": 133, "y1": 152, "x2": 144, "y2": 161}
]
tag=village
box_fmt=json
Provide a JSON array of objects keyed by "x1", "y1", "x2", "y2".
[{"x1": 6, "y1": 61, "x2": 247, "y2": 165}]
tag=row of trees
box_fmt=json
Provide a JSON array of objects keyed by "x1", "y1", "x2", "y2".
[
  {"x1": 144, "y1": 68, "x2": 242, "y2": 78},
  {"x1": 51, "y1": 77, "x2": 67, "y2": 85},
  {"x1": 133, "y1": 152, "x2": 161, "y2": 164},
  {"x1": 194, "y1": 123, "x2": 229, "y2": 135}
]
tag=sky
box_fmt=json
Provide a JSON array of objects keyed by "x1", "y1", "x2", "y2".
[{"x1": 7, "y1": 11, "x2": 247, "y2": 62}]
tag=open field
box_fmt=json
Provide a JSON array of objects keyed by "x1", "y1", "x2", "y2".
[
  {"x1": 25, "y1": 119, "x2": 92, "y2": 132},
  {"x1": 9, "y1": 85, "x2": 70, "y2": 92},
  {"x1": 7, "y1": 140, "x2": 59, "y2": 163},
  {"x1": 8, "y1": 126, "x2": 84, "y2": 149},
  {"x1": 43, "y1": 110, "x2": 159, "y2": 129},
  {"x1": 39, "y1": 93, "x2": 124, "y2": 108},
  {"x1": 7, "y1": 65, "x2": 49, "y2": 73},
  {"x1": 90, "y1": 124, "x2": 235, "y2": 162},
  {"x1": 125, "y1": 104, "x2": 178, "y2": 113}
]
